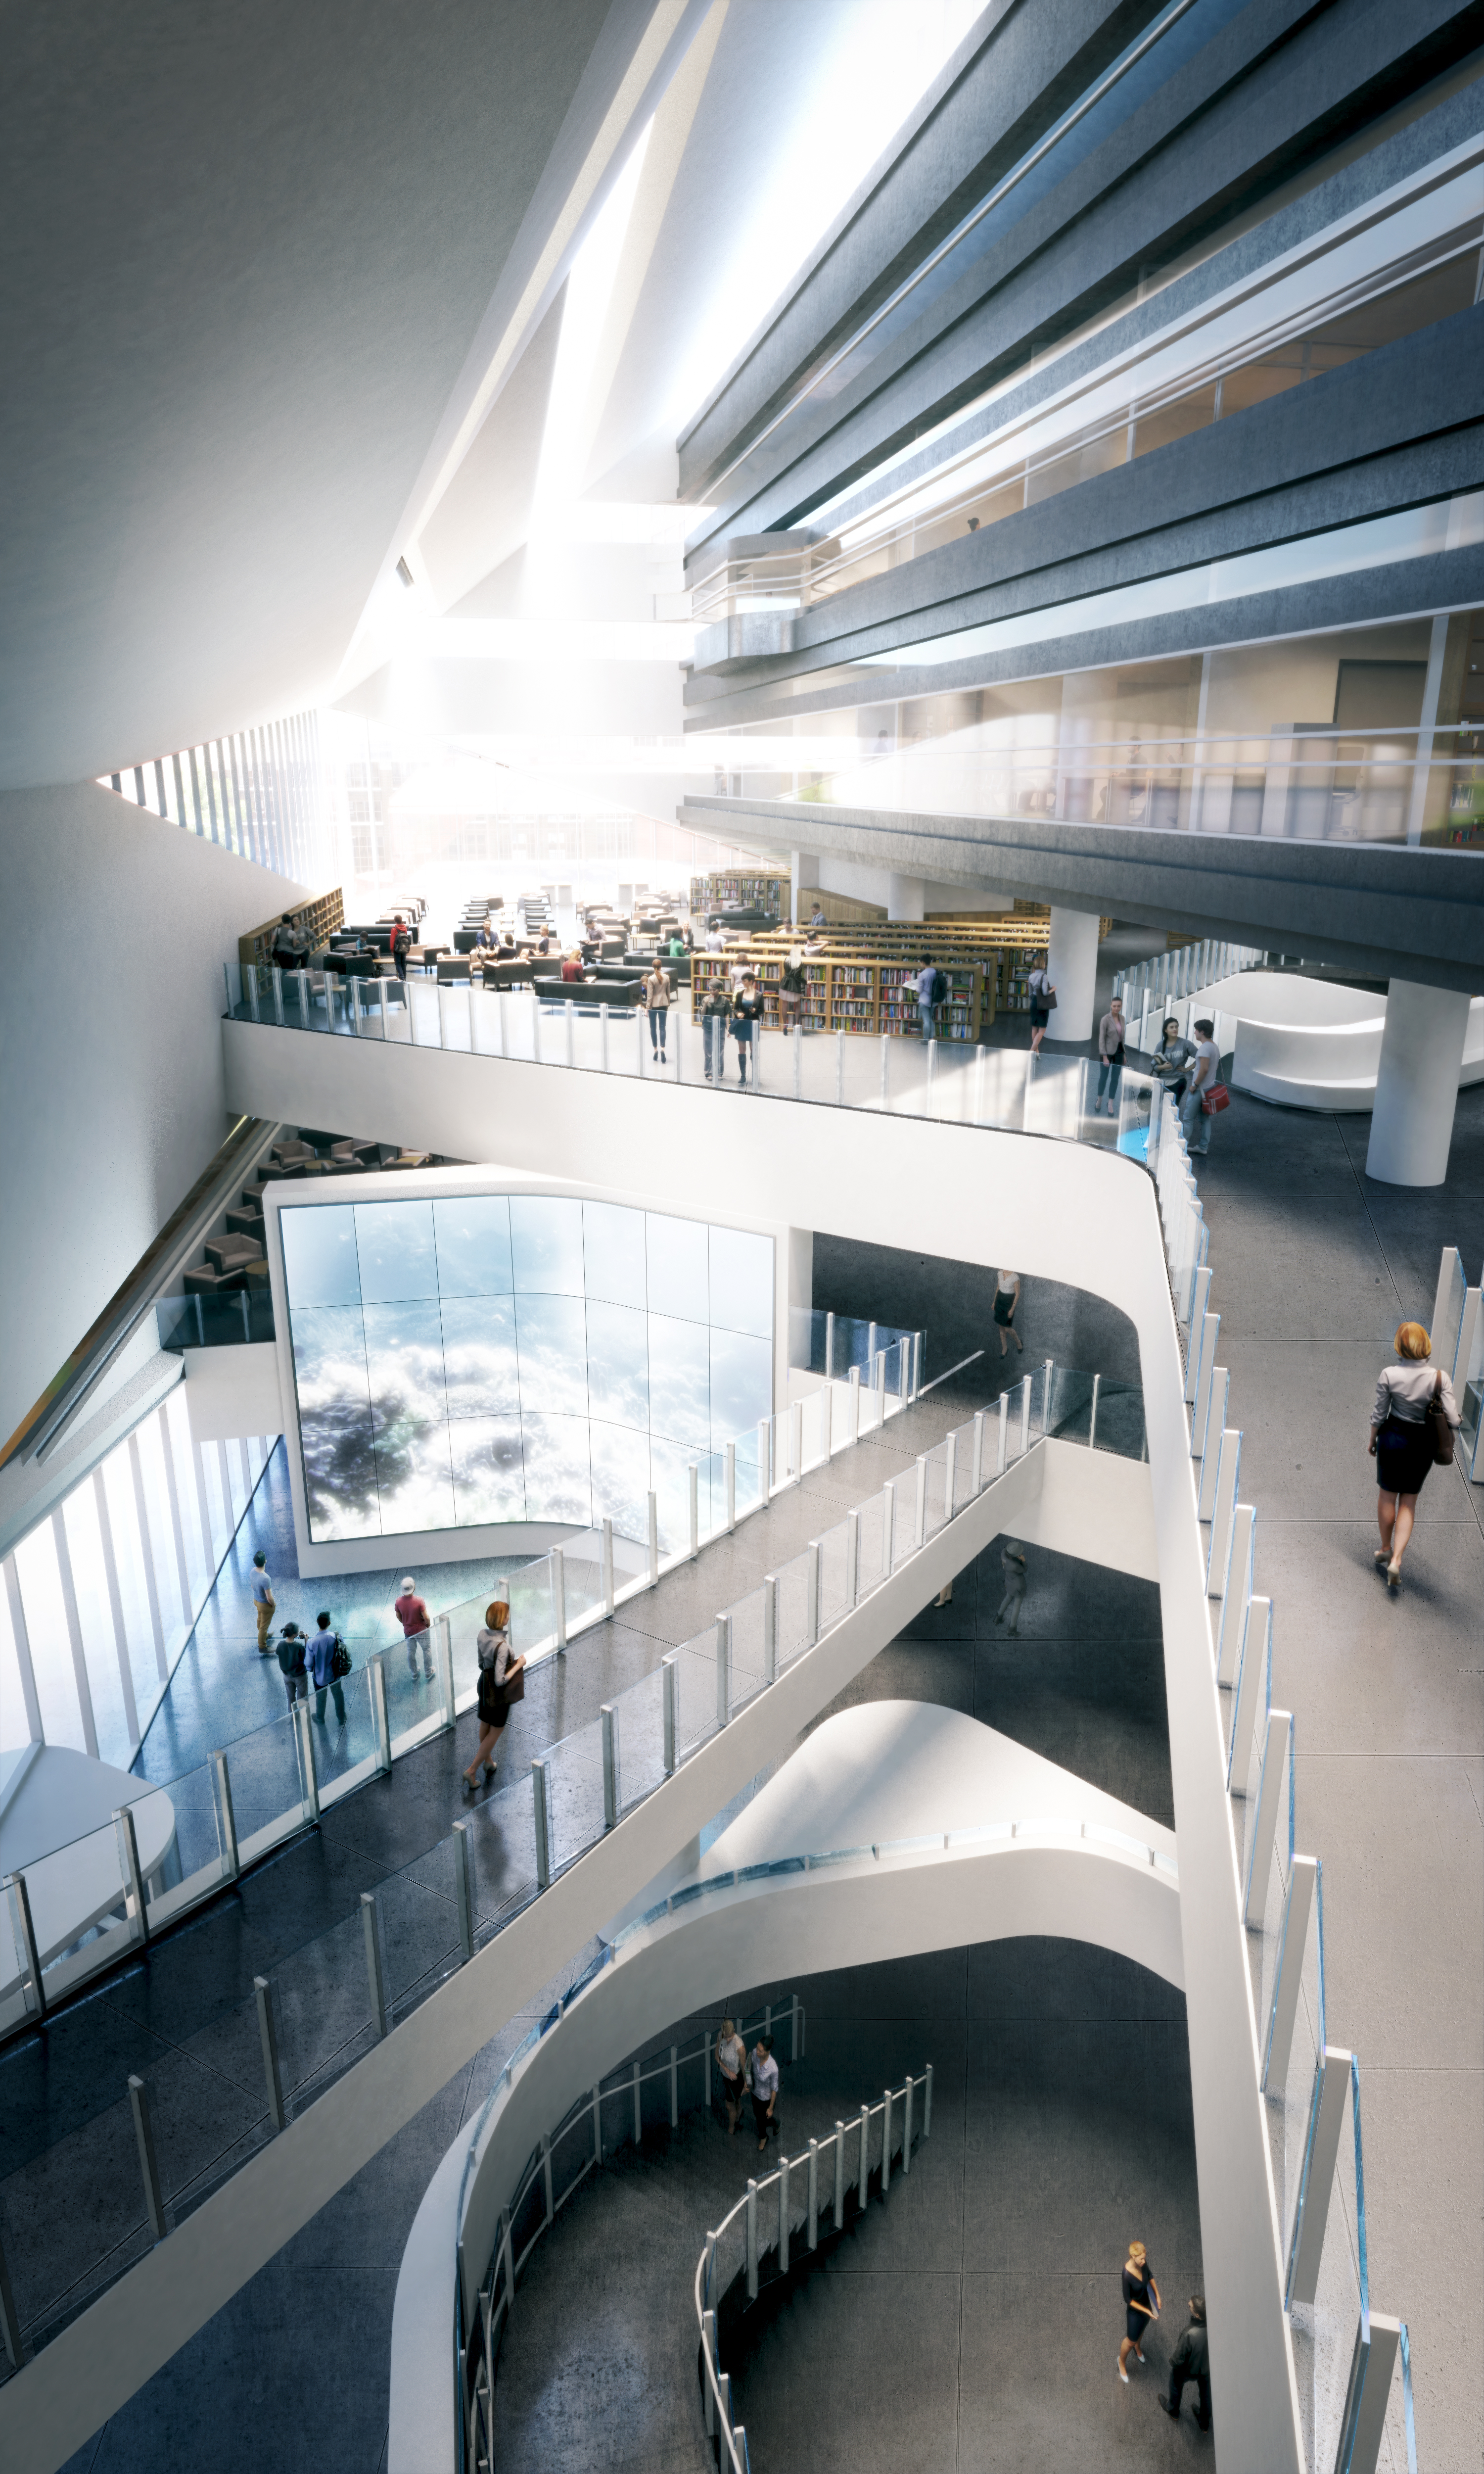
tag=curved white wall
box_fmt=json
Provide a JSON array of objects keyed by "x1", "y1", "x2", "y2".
[{"x1": 1171, "y1": 970, "x2": 1484, "y2": 1112}]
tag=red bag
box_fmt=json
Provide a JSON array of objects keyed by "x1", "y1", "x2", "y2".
[{"x1": 1201, "y1": 1083, "x2": 1230, "y2": 1115}]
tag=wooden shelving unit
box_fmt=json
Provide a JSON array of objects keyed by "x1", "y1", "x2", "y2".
[
  {"x1": 689, "y1": 870, "x2": 788, "y2": 918},
  {"x1": 691, "y1": 935, "x2": 984, "y2": 1039},
  {"x1": 238, "y1": 886, "x2": 345, "y2": 972}
]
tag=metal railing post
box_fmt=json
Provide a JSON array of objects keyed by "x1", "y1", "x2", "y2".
[
  {"x1": 912, "y1": 1331, "x2": 923, "y2": 1399},
  {"x1": 662, "y1": 1654, "x2": 678, "y2": 1773},
  {"x1": 1285, "y1": 2047, "x2": 1354, "y2": 2308},
  {"x1": 996, "y1": 1392, "x2": 1008, "y2": 1475},
  {"x1": 293, "y1": 1695, "x2": 321, "y2": 1823},
  {"x1": 944, "y1": 1430, "x2": 957, "y2": 1519},
  {"x1": 1042, "y1": 1356, "x2": 1055, "y2": 1438},
  {"x1": 1262, "y1": 1856, "x2": 1318, "y2": 2093},
  {"x1": 725, "y1": 1442, "x2": 736, "y2": 1532},
  {"x1": 858, "y1": 2104, "x2": 870, "y2": 2209},
  {"x1": 114, "y1": 1804, "x2": 149, "y2": 1946},
  {"x1": 601, "y1": 1516, "x2": 614, "y2": 1617},
  {"x1": 254, "y1": 1975, "x2": 287, "y2": 2131},
  {"x1": 701, "y1": 2308, "x2": 717, "y2": 2436},
  {"x1": 834, "y1": 2121, "x2": 846, "y2": 2228},
  {"x1": 924, "y1": 2062, "x2": 933, "y2": 2136},
  {"x1": 807, "y1": 2138, "x2": 820, "y2": 2250},
  {"x1": 779, "y1": 2154, "x2": 791, "y2": 2272},
  {"x1": 128, "y1": 2075, "x2": 168, "y2": 2240},
  {"x1": 3, "y1": 1873, "x2": 45, "y2": 2020},
  {"x1": 601, "y1": 1703, "x2": 619, "y2": 1829},
  {"x1": 824, "y1": 1310, "x2": 835, "y2": 1380},
  {"x1": 763, "y1": 1574, "x2": 777, "y2": 1682},
  {"x1": 434, "y1": 1610, "x2": 455, "y2": 1723},
  {"x1": 913, "y1": 1456, "x2": 927, "y2": 1548},
  {"x1": 551, "y1": 1545, "x2": 567, "y2": 1650},
  {"x1": 715, "y1": 1614, "x2": 731, "y2": 1731},
  {"x1": 362, "y1": 1892, "x2": 388, "y2": 2038},
  {"x1": 368, "y1": 1653, "x2": 391, "y2": 1774},
  {"x1": 1088, "y1": 1371, "x2": 1101, "y2": 1449},
  {"x1": 688, "y1": 1461, "x2": 699, "y2": 1559},
  {"x1": 1019, "y1": 1378, "x2": 1031, "y2": 1459},
  {"x1": 882, "y1": 2086, "x2": 893, "y2": 2195},
  {"x1": 876, "y1": 1348, "x2": 887, "y2": 1429},
  {"x1": 210, "y1": 1748, "x2": 239, "y2": 1881},
  {"x1": 532, "y1": 1758, "x2": 552, "y2": 1890},
  {"x1": 453, "y1": 1817, "x2": 475, "y2": 1961},
  {"x1": 848, "y1": 1362, "x2": 861, "y2": 1445},
  {"x1": 746, "y1": 2180, "x2": 759, "y2": 2300},
  {"x1": 647, "y1": 1490, "x2": 659, "y2": 1585},
  {"x1": 972, "y1": 1410, "x2": 985, "y2": 1494},
  {"x1": 903, "y1": 2072, "x2": 914, "y2": 2171},
  {"x1": 805, "y1": 1541, "x2": 820, "y2": 1646}
]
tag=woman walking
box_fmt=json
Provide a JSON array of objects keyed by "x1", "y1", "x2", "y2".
[
  {"x1": 994, "y1": 1269, "x2": 1023, "y2": 1357},
  {"x1": 1370, "y1": 1322, "x2": 1460, "y2": 1588},
  {"x1": 733, "y1": 973, "x2": 764, "y2": 1085},
  {"x1": 463, "y1": 1598, "x2": 525, "y2": 1791},
  {"x1": 642, "y1": 960, "x2": 672, "y2": 1063},
  {"x1": 1026, "y1": 954, "x2": 1055, "y2": 1054},
  {"x1": 1117, "y1": 2240, "x2": 1159, "y2": 2383}
]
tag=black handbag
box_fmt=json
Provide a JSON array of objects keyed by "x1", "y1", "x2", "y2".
[{"x1": 1426, "y1": 1371, "x2": 1455, "y2": 1465}]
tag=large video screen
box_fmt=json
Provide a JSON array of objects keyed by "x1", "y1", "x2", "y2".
[{"x1": 279, "y1": 1193, "x2": 774, "y2": 1544}]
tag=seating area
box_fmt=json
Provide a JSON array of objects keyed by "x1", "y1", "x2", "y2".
[{"x1": 171, "y1": 1128, "x2": 449, "y2": 1317}]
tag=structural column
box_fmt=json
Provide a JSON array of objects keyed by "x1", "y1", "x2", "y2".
[
  {"x1": 886, "y1": 873, "x2": 925, "y2": 921},
  {"x1": 1045, "y1": 906, "x2": 1100, "y2": 1043},
  {"x1": 789, "y1": 851, "x2": 819, "y2": 925},
  {"x1": 1366, "y1": 980, "x2": 1471, "y2": 1186}
]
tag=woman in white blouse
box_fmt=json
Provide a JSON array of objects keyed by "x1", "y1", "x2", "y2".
[{"x1": 1370, "y1": 1322, "x2": 1461, "y2": 1589}]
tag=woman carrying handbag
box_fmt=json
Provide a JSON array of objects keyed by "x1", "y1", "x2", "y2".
[
  {"x1": 464, "y1": 1597, "x2": 525, "y2": 1791},
  {"x1": 1370, "y1": 1322, "x2": 1461, "y2": 1589}
]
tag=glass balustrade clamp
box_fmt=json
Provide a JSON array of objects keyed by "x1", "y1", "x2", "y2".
[
  {"x1": 532, "y1": 1760, "x2": 552, "y2": 1891},
  {"x1": 114, "y1": 1804, "x2": 149, "y2": 1947},
  {"x1": 715, "y1": 1614, "x2": 731, "y2": 1730},
  {"x1": 972, "y1": 1409, "x2": 985, "y2": 1493},
  {"x1": 662, "y1": 1654, "x2": 678, "y2": 1773},
  {"x1": 128, "y1": 2074, "x2": 168, "y2": 2242},
  {"x1": 255, "y1": 1976, "x2": 287, "y2": 2131},
  {"x1": 858, "y1": 2104, "x2": 871, "y2": 2209},
  {"x1": 601, "y1": 1705, "x2": 619, "y2": 1830},
  {"x1": 807, "y1": 2139, "x2": 820, "y2": 2250},
  {"x1": 362, "y1": 1892, "x2": 389, "y2": 2038},
  {"x1": 913, "y1": 1456, "x2": 927, "y2": 1548},
  {"x1": 453, "y1": 1818, "x2": 475, "y2": 1961},
  {"x1": 882, "y1": 2086, "x2": 893, "y2": 2195},
  {"x1": 834, "y1": 2121, "x2": 846, "y2": 2229},
  {"x1": 778, "y1": 2154, "x2": 791, "y2": 2272}
]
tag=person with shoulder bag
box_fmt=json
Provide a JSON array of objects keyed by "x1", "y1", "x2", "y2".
[
  {"x1": 1094, "y1": 996, "x2": 1126, "y2": 1114},
  {"x1": 1026, "y1": 954, "x2": 1056, "y2": 1053},
  {"x1": 307, "y1": 1609, "x2": 350, "y2": 1727},
  {"x1": 1369, "y1": 1321, "x2": 1461, "y2": 1588},
  {"x1": 463, "y1": 1597, "x2": 525, "y2": 1791}
]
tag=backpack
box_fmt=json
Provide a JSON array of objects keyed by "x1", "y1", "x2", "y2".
[
  {"x1": 930, "y1": 969, "x2": 948, "y2": 1007},
  {"x1": 329, "y1": 1632, "x2": 352, "y2": 1678},
  {"x1": 392, "y1": 924, "x2": 410, "y2": 956}
]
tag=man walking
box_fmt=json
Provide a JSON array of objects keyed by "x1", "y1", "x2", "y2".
[
  {"x1": 1160, "y1": 2296, "x2": 1211, "y2": 2431},
  {"x1": 394, "y1": 1575, "x2": 433, "y2": 1680},
  {"x1": 750, "y1": 2034, "x2": 781, "y2": 2153},
  {"x1": 1094, "y1": 996, "x2": 1125, "y2": 1114},
  {"x1": 1179, "y1": 1018, "x2": 1222, "y2": 1157},
  {"x1": 251, "y1": 1550, "x2": 275, "y2": 1653}
]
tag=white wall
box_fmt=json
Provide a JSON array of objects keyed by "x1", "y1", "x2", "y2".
[{"x1": 0, "y1": 781, "x2": 311, "y2": 1446}]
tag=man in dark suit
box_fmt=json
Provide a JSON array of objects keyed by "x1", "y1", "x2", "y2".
[{"x1": 1160, "y1": 2296, "x2": 1210, "y2": 2431}]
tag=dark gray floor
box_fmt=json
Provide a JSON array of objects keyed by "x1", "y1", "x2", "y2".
[{"x1": 1194, "y1": 1076, "x2": 1484, "y2": 2474}]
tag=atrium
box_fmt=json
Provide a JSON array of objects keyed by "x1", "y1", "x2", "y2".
[{"x1": 0, "y1": 6, "x2": 1481, "y2": 2472}]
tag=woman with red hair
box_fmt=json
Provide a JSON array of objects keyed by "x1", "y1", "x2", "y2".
[{"x1": 1370, "y1": 1322, "x2": 1461, "y2": 1589}]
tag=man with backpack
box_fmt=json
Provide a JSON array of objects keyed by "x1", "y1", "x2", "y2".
[
  {"x1": 1027, "y1": 954, "x2": 1056, "y2": 1053},
  {"x1": 916, "y1": 956, "x2": 947, "y2": 1039},
  {"x1": 390, "y1": 916, "x2": 411, "y2": 981},
  {"x1": 307, "y1": 1610, "x2": 350, "y2": 1727}
]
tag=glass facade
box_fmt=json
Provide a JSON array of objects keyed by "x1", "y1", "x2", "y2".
[{"x1": 280, "y1": 1193, "x2": 775, "y2": 1545}]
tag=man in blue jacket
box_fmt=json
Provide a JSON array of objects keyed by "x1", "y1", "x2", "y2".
[{"x1": 307, "y1": 1611, "x2": 348, "y2": 1727}]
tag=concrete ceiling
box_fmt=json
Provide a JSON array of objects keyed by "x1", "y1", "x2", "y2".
[{"x1": 0, "y1": 0, "x2": 699, "y2": 791}]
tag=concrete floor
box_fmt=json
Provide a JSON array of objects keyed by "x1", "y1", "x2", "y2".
[{"x1": 1193, "y1": 1075, "x2": 1484, "y2": 2474}]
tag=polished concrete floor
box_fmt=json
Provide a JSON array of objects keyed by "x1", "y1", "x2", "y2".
[{"x1": 1193, "y1": 1075, "x2": 1484, "y2": 2474}]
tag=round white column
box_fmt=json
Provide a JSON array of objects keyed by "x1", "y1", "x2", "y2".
[
  {"x1": 887, "y1": 872, "x2": 926, "y2": 921},
  {"x1": 1045, "y1": 906, "x2": 1100, "y2": 1042},
  {"x1": 1366, "y1": 980, "x2": 1471, "y2": 1186}
]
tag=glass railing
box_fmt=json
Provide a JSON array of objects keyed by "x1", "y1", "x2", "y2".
[
  {"x1": 716, "y1": 725, "x2": 1482, "y2": 852},
  {"x1": 0, "y1": 1357, "x2": 1123, "y2": 2369},
  {"x1": 156, "y1": 1289, "x2": 276, "y2": 1351}
]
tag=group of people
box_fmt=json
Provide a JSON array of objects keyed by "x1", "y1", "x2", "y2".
[
  {"x1": 251, "y1": 1558, "x2": 352, "y2": 1726},
  {"x1": 714, "y1": 2019, "x2": 782, "y2": 2151},
  {"x1": 1118, "y1": 2243, "x2": 1211, "y2": 2431}
]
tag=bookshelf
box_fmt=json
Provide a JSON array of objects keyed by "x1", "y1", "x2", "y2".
[
  {"x1": 689, "y1": 870, "x2": 788, "y2": 918},
  {"x1": 691, "y1": 939, "x2": 984, "y2": 1039},
  {"x1": 238, "y1": 885, "x2": 345, "y2": 973}
]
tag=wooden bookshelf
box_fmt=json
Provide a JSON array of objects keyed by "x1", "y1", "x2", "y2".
[
  {"x1": 691, "y1": 939, "x2": 984, "y2": 1039},
  {"x1": 689, "y1": 870, "x2": 788, "y2": 918},
  {"x1": 238, "y1": 885, "x2": 345, "y2": 972}
]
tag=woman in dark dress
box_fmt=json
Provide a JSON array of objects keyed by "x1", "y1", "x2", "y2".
[
  {"x1": 463, "y1": 1598, "x2": 524, "y2": 1791},
  {"x1": 1117, "y1": 2240, "x2": 1159, "y2": 2383},
  {"x1": 1370, "y1": 1321, "x2": 1461, "y2": 1588}
]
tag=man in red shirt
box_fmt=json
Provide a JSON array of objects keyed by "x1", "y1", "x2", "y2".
[{"x1": 394, "y1": 1575, "x2": 432, "y2": 1679}]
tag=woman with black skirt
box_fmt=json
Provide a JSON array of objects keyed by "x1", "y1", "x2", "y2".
[
  {"x1": 1371, "y1": 1323, "x2": 1460, "y2": 1590},
  {"x1": 463, "y1": 1597, "x2": 525, "y2": 1790}
]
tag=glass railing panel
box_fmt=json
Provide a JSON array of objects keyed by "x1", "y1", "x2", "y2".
[
  {"x1": 773, "y1": 1547, "x2": 815, "y2": 1667},
  {"x1": 273, "y1": 1904, "x2": 379, "y2": 2113},
  {"x1": 405, "y1": 979, "x2": 440, "y2": 1047},
  {"x1": 437, "y1": 984, "x2": 472, "y2": 1053},
  {"x1": 373, "y1": 1836, "x2": 465, "y2": 2023},
  {"x1": 19, "y1": 1819, "x2": 136, "y2": 2010},
  {"x1": 694, "y1": 1451, "x2": 725, "y2": 1542},
  {"x1": 816, "y1": 1518, "x2": 850, "y2": 1632},
  {"x1": 921, "y1": 1443, "x2": 949, "y2": 1539},
  {"x1": 1092, "y1": 1379, "x2": 1146, "y2": 1459},
  {"x1": 307, "y1": 1658, "x2": 381, "y2": 1797},
  {"x1": 505, "y1": 1559, "x2": 559, "y2": 1663},
  {"x1": 380, "y1": 977, "x2": 413, "y2": 1043},
  {"x1": 855, "y1": 1486, "x2": 889, "y2": 1597},
  {"x1": 1045, "y1": 1367, "x2": 1095, "y2": 1443},
  {"x1": 141, "y1": 1767, "x2": 222, "y2": 1927},
  {"x1": 542, "y1": 1714, "x2": 607, "y2": 1875},
  {"x1": 672, "y1": 1629, "x2": 722, "y2": 1760},
  {"x1": 733, "y1": 1428, "x2": 766, "y2": 1516},
  {"x1": 559, "y1": 1548, "x2": 605, "y2": 1638},
  {"x1": 612, "y1": 1664, "x2": 666, "y2": 1810},
  {"x1": 724, "y1": 1584, "x2": 768, "y2": 1713},
  {"x1": 466, "y1": 1769, "x2": 541, "y2": 1939},
  {"x1": 224, "y1": 1703, "x2": 315, "y2": 1864}
]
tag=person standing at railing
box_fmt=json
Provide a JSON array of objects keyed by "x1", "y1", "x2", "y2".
[
  {"x1": 749, "y1": 2034, "x2": 781, "y2": 2153},
  {"x1": 464, "y1": 1598, "x2": 524, "y2": 1793},
  {"x1": 1094, "y1": 997, "x2": 1126, "y2": 1114},
  {"x1": 307, "y1": 1610, "x2": 348, "y2": 1728},
  {"x1": 1149, "y1": 1016, "x2": 1195, "y2": 1103},
  {"x1": 995, "y1": 1540, "x2": 1027, "y2": 1632},
  {"x1": 1179, "y1": 1019, "x2": 1222, "y2": 1156},
  {"x1": 1026, "y1": 954, "x2": 1055, "y2": 1053},
  {"x1": 394, "y1": 1575, "x2": 433, "y2": 1681},
  {"x1": 275, "y1": 1621, "x2": 308, "y2": 1709},
  {"x1": 701, "y1": 978, "x2": 732, "y2": 1083},
  {"x1": 251, "y1": 1550, "x2": 276, "y2": 1653},
  {"x1": 642, "y1": 960, "x2": 673, "y2": 1062},
  {"x1": 716, "y1": 2017, "x2": 746, "y2": 2136},
  {"x1": 779, "y1": 948, "x2": 807, "y2": 1033},
  {"x1": 733, "y1": 975, "x2": 764, "y2": 1086},
  {"x1": 994, "y1": 1269, "x2": 1023, "y2": 1358},
  {"x1": 1116, "y1": 2239, "x2": 1159, "y2": 2384},
  {"x1": 1370, "y1": 1322, "x2": 1461, "y2": 1590}
]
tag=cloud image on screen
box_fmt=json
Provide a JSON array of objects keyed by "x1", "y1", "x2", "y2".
[{"x1": 279, "y1": 1194, "x2": 773, "y2": 1544}]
